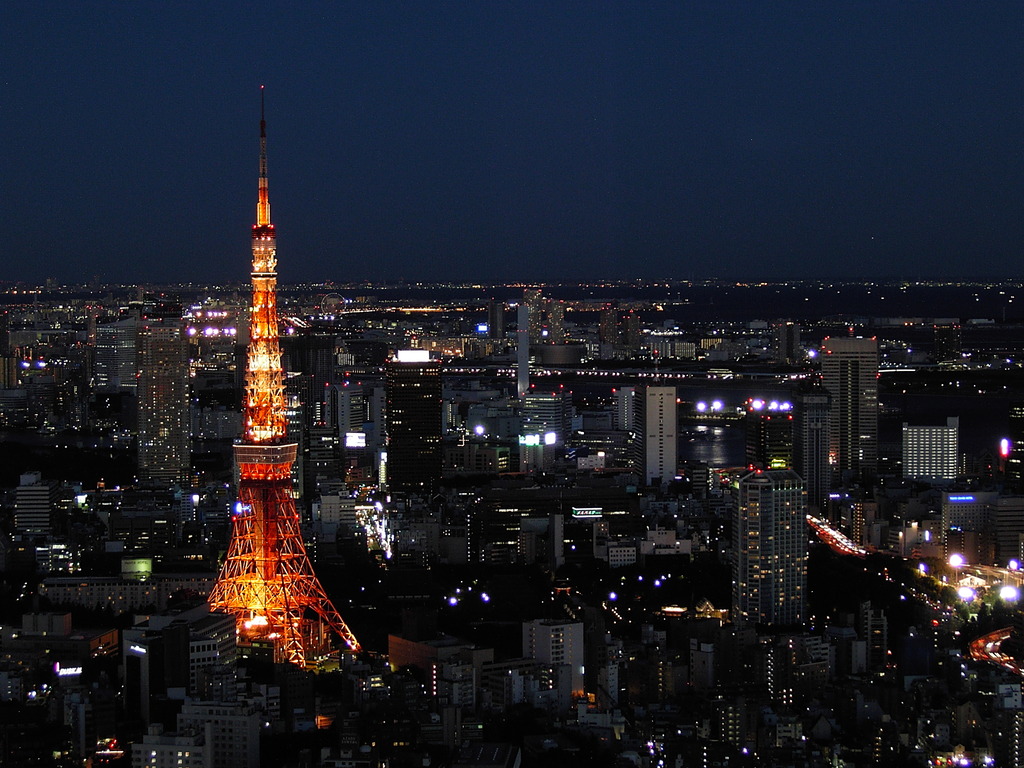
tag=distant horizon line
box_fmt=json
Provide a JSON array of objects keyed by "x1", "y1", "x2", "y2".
[{"x1": 4, "y1": 277, "x2": 1024, "y2": 291}]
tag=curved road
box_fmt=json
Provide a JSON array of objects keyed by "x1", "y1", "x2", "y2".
[{"x1": 968, "y1": 627, "x2": 1021, "y2": 676}]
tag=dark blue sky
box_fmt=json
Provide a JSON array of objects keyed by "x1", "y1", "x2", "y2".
[{"x1": 3, "y1": 2, "x2": 1023, "y2": 284}]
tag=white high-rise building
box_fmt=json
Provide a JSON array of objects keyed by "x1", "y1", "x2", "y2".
[
  {"x1": 131, "y1": 725, "x2": 207, "y2": 768},
  {"x1": 732, "y1": 469, "x2": 807, "y2": 627},
  {"x1": 176, "y1": 702, "x2": 260, "y2": 768},
  {"x1": 639, "y1": 386, "x2": 677, "y2": 485},
  {"x1": 522, "y1": 619, "x2": 584, "y2": 700},
  {"x1": 903, "y1": 417, "x2": 959, "y2": 483}
]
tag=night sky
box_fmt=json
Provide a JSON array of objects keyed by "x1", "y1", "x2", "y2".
[{"x1": 3, "y1": 3, "x2": 1023, "y2": 285}]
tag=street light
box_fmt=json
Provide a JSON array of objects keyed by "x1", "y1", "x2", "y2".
[{"x1": 949, "y1": 553, "x2": 965, "y2": 586}]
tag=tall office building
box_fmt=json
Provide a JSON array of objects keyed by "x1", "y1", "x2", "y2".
[
  {"x1": 13, "y1": 471, "x2": 58, "y2": 535},
  {"x1": 792, "y1": 386, "x2": 831, "y2": 514},
  {"x1": 772, "y1": 322, "x2": 801, "y2": 364},
  {"x1": 636, "y1": 386, "x2": 677, "y2": 485},
  {"x1": 522, "y1": 619, "x2": 585, "y2": 700},
  {"x1": 613, "y1": 386, "x2": 636, "y2": 432},
  {"x1": 933, "y1": 324, "x2": 961, "y2": 363},
  {"x1": 1007, "y1": 401, "x2": 1024, "y2": 487},
  {"x1": 821, "y1": 336, "x2": 878, "y2": 483},
  {"x1": 903, "y1": 418, "x2": 959, "y2": 483},
  {"x1": 327, "y1": 383, "x2": 365, "y2": 435},
  {"x1": 744, "y1": 399, "x2": 794, "y2": 470},
  {"x1": 622, "y1": 311, "x2": 641, "y2": 353},
  {"x1": 94, "y1": 317, "x2": 138, "y2": 391},
  {"x1": 599, "y1": 307, "x2": 619, "y2": 345},
  {"x1": 519, "y1": 390, "x2": 573, "y2": 472},
  {"x1": 732, "y1": 469, "x2": 807, "y2": 627},
  {"x1": 281, "y1": 328, "x2": 337, "y2": 426},
  {"x1": 547, "y1": 300, "x2": 566, "y2": 344},
  {"x1": 524, "y1": 288, "x2": 545, "y2": 345},
  {"x1": 137, "y1": 314, "x2": 190, "y2": 486},
  {"x1": 599, "y1": 307, "x2": 641, "y2": 355},
  {"x1": 521, "y1": 390, "x2": 573, "y2": 443},
  {"x1": 385, "y1": 350, "x2": 443, "y2": 493},
  {"x1": 487, "y1": 299, "x2": 505, "y2": 341}
]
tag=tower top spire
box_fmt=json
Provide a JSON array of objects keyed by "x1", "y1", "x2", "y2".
[{"x1": 256, "y1": 86, "x2": 270, "y2": 227}]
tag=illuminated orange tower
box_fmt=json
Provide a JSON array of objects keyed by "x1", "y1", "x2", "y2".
[{"x1": 209, "y1": 88, "x2": 360, "y2": 665}]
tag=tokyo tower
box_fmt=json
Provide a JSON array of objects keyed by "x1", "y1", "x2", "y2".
[{"x1": 208, "y1": 88, "x2": 360, "y2": 665}]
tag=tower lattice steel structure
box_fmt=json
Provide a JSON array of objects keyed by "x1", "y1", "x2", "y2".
[{"x1": 208, "y1": 89, "x2": 360, "y2": 665}]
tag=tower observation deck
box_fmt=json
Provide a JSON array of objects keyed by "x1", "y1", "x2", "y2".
[{"x1": 208, "y1": 89, "x2": 360, "y2": 665}]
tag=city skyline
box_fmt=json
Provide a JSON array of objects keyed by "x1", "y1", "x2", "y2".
[{"x1": 3, "y1": 3, "x2": 1024, "y2": 285}]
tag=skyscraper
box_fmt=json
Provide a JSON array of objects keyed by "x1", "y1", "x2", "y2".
[
  {"x1": 521, "y1": 390, "x2": 573, "y2": 443},
  {"x1": 487, "y1": 299, "x2": 505, "y2": 341},
  {"x1": 821, "y1": 336, "x2": 878, "y2": 483},
  {"x1": 636, "y1": 385, "x2": 677, "y2": 485},
  {"x1": 772, "y1": 322, "x2": 801, "y2": 364},
  {"x1": 792, "y1": 385, "x2": 831, "y2": 515},
  {"x1": 1006, "y1": 401, "x2": 1024, "y2": 487},
  {"x1": 385, "y1": 350, "x2": 442, "y2": 493},
  {"x1": 209, "y1": 90, "x2": 359, "y2": 664},
  {"x1": 94, "y1": 317, "x2": 138, "y2": 392},
  {"x1": 524, "y1": 288, "x2": 545, "y2": 345},
  {"x1": 13, "y1": 471, "x2": 57, "y2": 535},
  {"x1": 933, "y1": 324, "x2": 961, "y2": 363},
  {"x1": 137, "y1": 311, "x2": 190, "y2": 486},
  {"x1": 744, "y1": 398, "x2": 794, "y2": 470},
  {"x1": 547, "y1": 300, "x2": 566, "y2": 344},
  {"x1": 732, "y1": 469, "x2": 807, "y2": 627},
  {"x1": 903, "y1": 417, "x2": 959, "y2": 484}
]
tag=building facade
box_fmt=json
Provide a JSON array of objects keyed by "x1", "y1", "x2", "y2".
[
  {"x1": 903, "y1": 417, "x2": 959, "y2": 483},
  {"x1": 385, "y1": 351, "x2": 443, "y2": 493},
  {"x1": 821, "y1": 336, "x2": 878, "y2": 483},
  {"x1": 137, "y1": 315, "x2": 190, "y2": 486},
  {"x1": 732, "y1": 469, "x2": 807, "y2": 627}
]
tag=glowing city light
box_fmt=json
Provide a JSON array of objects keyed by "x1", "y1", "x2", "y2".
[
  {"x1": 1000, "y1": 585, "x2": 1019, "y2": 601},
  {"x1": 949, "y1": 554, "x2": 965, "y2": 568}
]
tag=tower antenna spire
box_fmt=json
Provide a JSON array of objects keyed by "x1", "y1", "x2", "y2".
[{"x1": 256, "y1": 86, "x2": 270, "y2": 227}]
